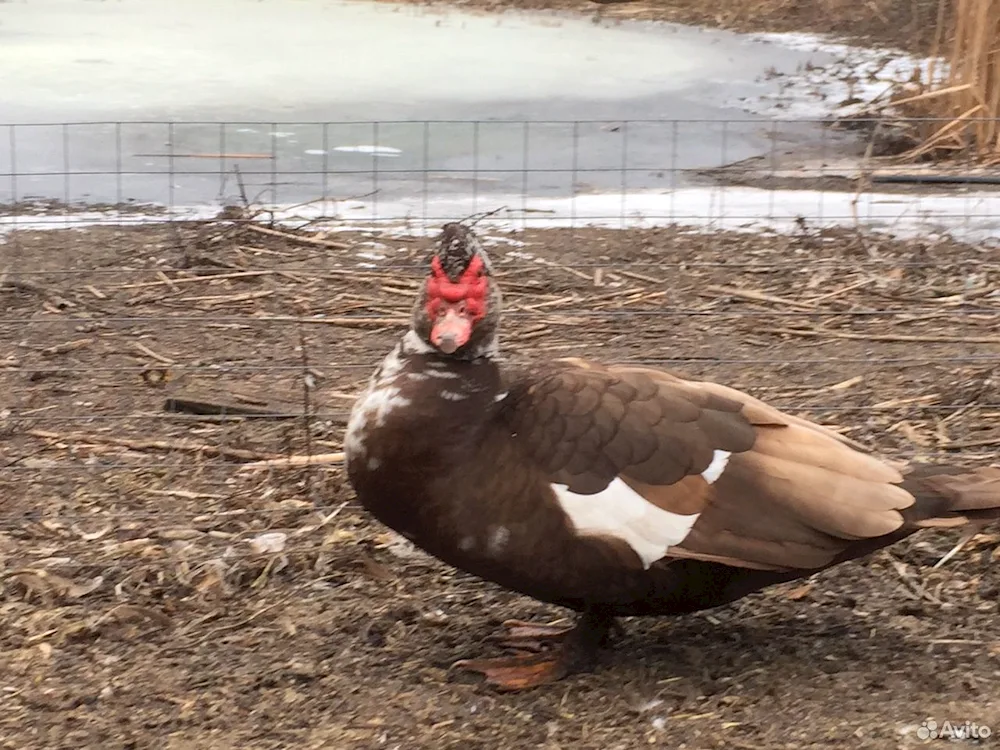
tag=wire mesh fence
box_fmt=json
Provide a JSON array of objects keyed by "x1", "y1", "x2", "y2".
[
  {"x1": 2, "y1": 117, "x2": 999, "y2": 540},
  {"x1": 3, "y1": 117, "x2": 1000, "y2": 236}
]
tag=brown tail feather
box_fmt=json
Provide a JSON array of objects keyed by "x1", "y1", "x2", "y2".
[{"x1": 901, "y1": 465, "x2": 1000, "y2": 528}]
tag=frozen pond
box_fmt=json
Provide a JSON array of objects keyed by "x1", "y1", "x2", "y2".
[{"x1": 0, "y1": 0, "x2": 851, "y2": 207}]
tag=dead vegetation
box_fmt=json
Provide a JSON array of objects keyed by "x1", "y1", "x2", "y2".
[
  {"x1": 2, "y1": 217, "x2": 1000, "y2": 748},
  {"x1": 885, "y1": 0, "x2": 1000, "y2": 164},
  {"x1": 396, "y1": 0, "x2": 945, "y2": 55}
]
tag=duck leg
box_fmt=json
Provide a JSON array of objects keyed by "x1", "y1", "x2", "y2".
[
  {"x1": 492, "y1": 619, "x2": 578, "y2": 651},
  {"x1": 452, "y1": 611, "x2": 616, "y2": 691},
  {"x1": 494, "y1": 616, "x2": 624, "y2": 652}
]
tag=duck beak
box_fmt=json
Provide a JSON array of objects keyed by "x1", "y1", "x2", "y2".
[{"x1": 430, "y1": 305, "x2": 473, "y2": 354}]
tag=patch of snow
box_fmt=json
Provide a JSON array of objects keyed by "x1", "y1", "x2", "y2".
[
  {"x1": 0, "y1": 206, "x2": 215, "y2": 237},
  {"x1": 333, "y1": 145, "x2": 402, "y2": 157},
  {"x1": 742, "y1": 32, "x2": 934, "y2": 118},
  {"x1": 4, "y1": 185, "x2": 999, "y2": 247},
  {"x1": 261, "y1": 189, "x2": 1000, "y2": 245},
  {"x1": 481, "y1": 235, "x2": 527, "y2": 248}
]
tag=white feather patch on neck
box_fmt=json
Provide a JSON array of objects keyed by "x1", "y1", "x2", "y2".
[
  {"x1": 401, "y1": 329, "x2": 434, "y2": 355},
  {"x1": 551, "y1": 479, "x2": 700, "y2": 569}
]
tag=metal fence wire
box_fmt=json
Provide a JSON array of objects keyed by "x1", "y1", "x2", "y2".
[
  {"x1": 1, "y1": 118, "x2": 999, "y2": 538},
  {"x1": 2, "y1": 117, "x2": 1000, "y2": 234}
]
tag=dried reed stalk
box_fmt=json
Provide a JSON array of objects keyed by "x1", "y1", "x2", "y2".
[{"x1": 897, "y1": 0, "x2": 1000, "y2": 162}]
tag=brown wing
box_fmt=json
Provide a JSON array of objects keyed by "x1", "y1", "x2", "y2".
[
  {"x1": 505, "y1": 358, "x2": 915, "y2": 571},
  {"x1": 503, "y1": 359, "x2": 757, "y2": 495}
]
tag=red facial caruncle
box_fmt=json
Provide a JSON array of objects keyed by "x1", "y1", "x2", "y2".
[{"x1": 425, "y1": 254, "x2": 488, "y2": 354}]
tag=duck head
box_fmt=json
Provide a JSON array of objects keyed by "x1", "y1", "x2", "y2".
[{"x1": 412, "y1": 223, "x2": 503, "y2": 359}]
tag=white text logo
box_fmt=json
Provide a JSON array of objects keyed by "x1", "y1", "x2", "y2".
[{"x1": 917, "y1": 720, "x2": 992, "y2": 741}]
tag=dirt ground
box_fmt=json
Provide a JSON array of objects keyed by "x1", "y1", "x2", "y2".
[{"x1": 2, "y1": 219, "x2": 1000, "y2": 749}]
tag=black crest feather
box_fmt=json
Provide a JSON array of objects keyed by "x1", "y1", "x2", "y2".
[{"x1": 436, "y1": 223, "x2": 490, "y2": 280}]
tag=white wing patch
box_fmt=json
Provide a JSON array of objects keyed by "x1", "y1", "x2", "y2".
[
  {"x1": 551, "y1": 478, "x2": 700, "y2": 569},
  {"x1": 701, "y1": 450, "x2": 731, "y2": 484}
]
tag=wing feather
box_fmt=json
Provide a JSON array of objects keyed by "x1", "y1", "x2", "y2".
[{"x1": 507, "y1": 358, "x2": 916, "y2": 571}]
